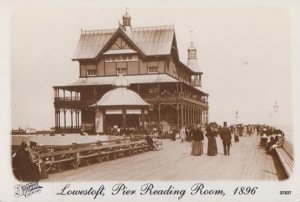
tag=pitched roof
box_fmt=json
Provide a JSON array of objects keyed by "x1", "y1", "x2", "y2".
[
  {"x1": 72, "y1": 29, "x2": 115, "y2": 60},
  {"x1": 72, "y1": 25, "x2": 175, "y2": 60}
]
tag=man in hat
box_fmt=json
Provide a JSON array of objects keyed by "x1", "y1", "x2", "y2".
[{"x1": 220, "y1": 122, "x2": 232, "y2": 155}]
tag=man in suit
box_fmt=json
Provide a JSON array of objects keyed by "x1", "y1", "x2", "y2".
[{"x1": 220, "y1": 122, "x2": 232, "y2": 155}]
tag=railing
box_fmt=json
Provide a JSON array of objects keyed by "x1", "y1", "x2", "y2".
[
  {"x1": 54, "y1": 96, "x2": 99, "y2": 107},
  {"x1": 55, "y1": 97, "x2": 80, "y2": 101},
  {"x1": 140, "y1": 93, "x2": 208, "y2": 105},
  {"x1": 54, "y1": 93, "x2": 208, "y2": 107}
]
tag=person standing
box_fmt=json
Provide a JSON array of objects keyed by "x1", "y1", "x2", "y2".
[
  {"x1": 233, "y1": 125, "x2": 239, "y2": 143},
  {"x1": 191, "y1": 125, "x2": 204, "y2": 156},
  {"x1": 180, "y1": 126, "x2": 186, "y2": 143},
  {"x1": 220, "y1": 122, "x2": 232, "y2": 156},
  {"x1": 206, "y1": 123, "x2": 218, "y2": 156}
]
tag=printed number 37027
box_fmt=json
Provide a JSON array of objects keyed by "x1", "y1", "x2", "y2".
[
  {"x1": 280, "y1": 191, "x2": 291, "y2": 195},
  {"x1": 233, "y1": 187, "x2": 258, "y2": 195}
]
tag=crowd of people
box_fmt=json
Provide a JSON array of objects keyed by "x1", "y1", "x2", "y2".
[
  {"x1": 106, "y1": 126, "x2": 143, "y2": 136},
  {"x1": 259, "y1": 126, "x2": 285, "y2": 154},
  {"x1": 167, "y1": 122, "x2": 241, "y2": 157}
]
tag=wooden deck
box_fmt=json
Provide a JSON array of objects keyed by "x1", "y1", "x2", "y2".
[{"x1": 43, "y1": 135, "x2": 281, "y2": 181}]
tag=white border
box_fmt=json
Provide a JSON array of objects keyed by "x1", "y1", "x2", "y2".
[{"x1": 1, "y1": 1, "x2": 299, "y2": 202}]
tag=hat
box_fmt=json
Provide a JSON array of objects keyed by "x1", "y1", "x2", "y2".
[
  {"x1": 29, "y1": 141, "x2": 37, "y2": 147},
  {"x1": 20, "y1": 141, "x2": 27, "y2": 148}
]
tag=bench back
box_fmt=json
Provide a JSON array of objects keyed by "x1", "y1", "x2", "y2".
[
  {"x1": 36, "y1": 140, "x2": 147, "y2": 158},
  {"x1": 283, "y1": 139, "x2": 293, "y2": 160}
]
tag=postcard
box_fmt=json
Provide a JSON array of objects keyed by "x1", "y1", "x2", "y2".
[{"x1": 0, "y1": 0, "x2": 299, "y2": 201}]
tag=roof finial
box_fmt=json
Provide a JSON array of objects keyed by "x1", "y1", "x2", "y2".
[{"x1": 190, "y1": 30, "x2": 194, "y2": 46}]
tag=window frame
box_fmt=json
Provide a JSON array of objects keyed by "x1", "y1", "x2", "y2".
[
  {"x1": 105, "y1": 54, "x2": 138, "y2": 62},
  {"x1": 86, "y1": 69, "x2": 97, "y2": 76},
  {"x1": 148, "y1": 66, "x2": 158, "y2": 74}
]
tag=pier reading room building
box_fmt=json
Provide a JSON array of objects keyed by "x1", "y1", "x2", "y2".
[{"x1": 53, "y1": 12, "x2": 209, "y2": 133}]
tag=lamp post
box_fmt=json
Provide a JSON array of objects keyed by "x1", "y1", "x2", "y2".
[
  {"x1": 273, "y1": 101, "x2": 279, "y2": 127},
  {"x1": 234, "y1": 110, "x2": 239, "y2": 136},
  {"x1": 235, "y1": 110, "x2": 239, "y2": 125},
  {"x1": 273, "y1": 101, "x2": 279, "y2": 113}
]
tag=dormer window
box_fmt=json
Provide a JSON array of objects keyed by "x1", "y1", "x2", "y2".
[{"x1": 105, "y1": 54, "x2": 138, "y2": 62}]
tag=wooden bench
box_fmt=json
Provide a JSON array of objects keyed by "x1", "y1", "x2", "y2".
[
  {"x1": 45, "y1": 156, "x2": 77, "y2": 172},
  {"x1": 79, "y1": 151, "x2": 101, "y2": 165},
  {"x1": 274, "y1": 147, "x2": 293, "y2": 178},
  {"x1": 36, "y1": 140, "x2": 153, "y2": 173}
]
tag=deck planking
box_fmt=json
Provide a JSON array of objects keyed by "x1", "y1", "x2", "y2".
[{"x1": 43, "y1": 135, "x2": 279, "y2": 181}]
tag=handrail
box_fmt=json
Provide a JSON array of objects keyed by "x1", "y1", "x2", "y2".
[
  {"x1": 140, "y1": 93, "x2": 208, "y2": 104},
  {"x1": 37, "y1": 140, "x2": 147, "y2": 158}
]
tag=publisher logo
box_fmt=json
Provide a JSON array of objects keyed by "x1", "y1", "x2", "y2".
[{"x1": 14, "y1": 182, "x2": 43, "y2": 198}]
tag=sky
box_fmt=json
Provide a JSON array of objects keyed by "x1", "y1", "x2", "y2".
[{"x1": 11, "y1": 6, "x2": 293, "y2": 130}]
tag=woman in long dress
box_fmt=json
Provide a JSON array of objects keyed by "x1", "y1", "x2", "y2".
[
  {"x1": 180, "y1": 127, "x2": 186, "y2": 143},
  {"x1": 13, "y1": 142, "x2": 40, "y2": 181},
  {"x1": 191, "y1": 125, "x2": 204, "y2": 156},
  {"x1": 233, "y1": 126, "x2": 239, "y2": 142},
  {"x1": 206, "y1": 124, "x2": 218, "y2": 156}
]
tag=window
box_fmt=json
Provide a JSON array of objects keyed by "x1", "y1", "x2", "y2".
[
  {"x1": 117, "y1": 68, "x2": 127, "y2": 75},
  {"x1": 148, "y1": 66, "x2": 158, "y2": 74},
  {"x1": 116, "y1": 62, "x2": 127, "y2": 75},
  {"x1": 148, "y1": 87, "x2": 159, "y2": 94},
  {"x1": 105, "y1": 54, "x2": 137, "y2": 62},
  {"x1": 87, "y1": 69, "x2": 97, "y2": 76}
]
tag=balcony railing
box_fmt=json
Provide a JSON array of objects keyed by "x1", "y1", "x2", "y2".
[
  {"x1": 54, "y1": 93, "x2": 208, "y2": 108},
  {"x1": 54, "y1": 96, "x2": 99, "y2": 107},
  {"x1": 141, "y1": 93, "x2": 208, "y2": 106}
]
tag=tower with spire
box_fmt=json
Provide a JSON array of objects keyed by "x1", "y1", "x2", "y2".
[{"x1": 187, "y1": 32, "x2": 202, "y2": 87}]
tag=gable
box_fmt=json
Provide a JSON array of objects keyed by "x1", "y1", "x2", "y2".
[
  {"x1": 110, "y1": 37, "x2": 131, "y2": 50},
  {"x1": 99, "y1": 28, "x2": 144, "y2": 59}
]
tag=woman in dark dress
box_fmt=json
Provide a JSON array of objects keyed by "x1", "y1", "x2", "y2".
[
  {"x1": 191, "y1": 125, "x2": 204, "y2": 156},
  {"x1": 206, "y1": 124, "x2": 218, "y2": 156},
  {"x1": 13, "y1": 142, "x2": 40, "y2": 182}
]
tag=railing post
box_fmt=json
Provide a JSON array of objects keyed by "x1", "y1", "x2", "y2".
[
  {"x1": 158, "y1": 104, "x2": 161, "y2": 123},
  {"x1": 64, "y1": 109, "x2": 66, "y2": 129},
  {"x1": 181, "y1": 104, "x2": 184, "y2": 126},
  {"x1": 71, "y1": 110, "x2": 73, "y2": 129}
]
